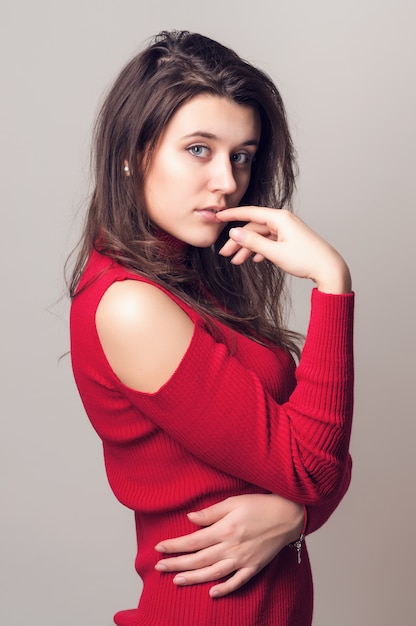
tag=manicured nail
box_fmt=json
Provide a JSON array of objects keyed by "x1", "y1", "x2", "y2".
[
  {"x1": 229, "y1": 227, "x2": 244, "y2": 243},
  {"x1": 154, "y1": 544, "x2": 166, "y2": 553},
  {"x1": 187, "y1": 511, "x2": 202, "y2": 520},
  {"x1": 154, "y1": 562, "x2": 167, "y2": 571},
  {"x1": 173, "y1": 576, "x2": 186, "y2": 585}
]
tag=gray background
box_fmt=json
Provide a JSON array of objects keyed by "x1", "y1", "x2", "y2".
[{"x1": 1, "y1": 1, "x2": 415, "y2": 624}]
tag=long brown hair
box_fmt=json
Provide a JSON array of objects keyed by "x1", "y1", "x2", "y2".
[{"x1": 68, "y1": 30, "x2": 301, "y2": 355}]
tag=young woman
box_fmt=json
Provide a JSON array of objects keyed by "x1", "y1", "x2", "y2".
[{"x1": 69, "y1": 30, "x2": 354, "y2": 626}]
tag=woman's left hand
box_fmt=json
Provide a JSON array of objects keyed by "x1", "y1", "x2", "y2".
[{"x1": 154, "y1": 493, "x2": 304, "y2": 597}]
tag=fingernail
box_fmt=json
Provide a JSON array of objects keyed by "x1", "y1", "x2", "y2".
[
  {"x1": 154, "y1": 544, "x2": 166, "y2": 553},
  {"x1": 229, "y1": 227, "x2": 244, "y2": 243},
  {"x1": 155, "y1": 562, "x2": 167, "y2": 571},
  {"x1": 210, "y1": 588, "x2": 220, "y2": 598},
  {"x1": 173, "y1": 576, "x2": 186, "y2": 585},
  {"x1": 187, "y1": 511, "x2": 202, "y2": 520}
]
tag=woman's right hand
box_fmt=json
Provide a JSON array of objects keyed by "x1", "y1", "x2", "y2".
[
  {"x1": 154, "y1": 493, "x2": 304, "y2": 598},
  {"x1": 217, "y1": 207, "x2": 351, "y2": 294}
]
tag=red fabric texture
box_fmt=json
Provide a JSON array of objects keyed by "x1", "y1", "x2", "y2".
[{"x1": 70, "y1": 249, "x2": 354, "y2": 626}]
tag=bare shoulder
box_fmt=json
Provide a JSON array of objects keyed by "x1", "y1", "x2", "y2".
[
  {"x1": 96, "y1": 280, "x2": 189, "y2": 333},
  {"x1": 96, "y1": 280, "x2": 195, "y2": 393}
]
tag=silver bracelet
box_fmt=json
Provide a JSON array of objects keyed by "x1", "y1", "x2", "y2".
[{"x1": 289, "y1": 533, "x2": 305, "y2": 564}]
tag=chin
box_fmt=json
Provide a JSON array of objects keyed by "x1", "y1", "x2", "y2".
[
  {"x1": 190, "y1": 235, "x2": 221, "y2": 248},
  {"x1": 189, "y1": 227, "x2": 225, "y2": 249}
]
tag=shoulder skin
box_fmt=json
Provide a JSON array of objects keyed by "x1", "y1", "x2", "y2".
[{"x1": 96, "y1": 280, "x2": 195, "y2": 393}]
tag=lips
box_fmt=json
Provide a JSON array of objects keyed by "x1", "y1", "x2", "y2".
[
  {"x1": 195, "y1": 207, "x2": 226, "y2": 223},
  {"x1": 198, "y1": 206, "x2": 226, "y2": 214}
]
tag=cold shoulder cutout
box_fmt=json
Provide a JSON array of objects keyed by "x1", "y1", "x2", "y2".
[{"x1": 96, "y1": 279, "x2": 195, "y2": 393}]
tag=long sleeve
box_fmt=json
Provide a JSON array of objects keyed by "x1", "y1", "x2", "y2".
[
  {"x1": 118, "y1": 289, "x2": 354, "y2": 506},
  {"x1": 304, "y1": 455, "x2": 351, "y2": 534},
  {"x1": 71, "y1": 252, "x2": 354, "y2": 626}
]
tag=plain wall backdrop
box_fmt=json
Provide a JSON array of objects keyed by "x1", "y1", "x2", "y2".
[{"x1": 1, "y1": 1, "x2": 415, "y2": 624}]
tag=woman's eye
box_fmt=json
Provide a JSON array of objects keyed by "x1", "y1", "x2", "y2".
[
  {"x1": 231, "y1": 152, "x2": 252, "y2": 165},
  {"x1": 187, "y1": 145, "x2": 210, "y2": 157}
]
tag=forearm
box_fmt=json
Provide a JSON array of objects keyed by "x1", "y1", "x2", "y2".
[{"x1": 303, "y1": 454, "x2": 352, "y2": 535}]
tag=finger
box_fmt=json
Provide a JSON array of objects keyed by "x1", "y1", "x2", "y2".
[
  {"x1": 218, "y1": 238, "x2": 242, "y2": 257},
  {"x1": 228, "y1": 227, "x2": 281, "y2": 264},
  {"x1": 187, "y1": 498, "x2": 240, "y2": 527},
  {"x1": 228, "y1": 245, "x2": 267, "y2": 264},
  {"x1": 155, "y1": 545, "x2": 224, "y2": 572},
  {"x1": 217, "y1": 206, "x2": 285, "y2": 225},
  {"x1": 229, "y1": 247, "x2": 254, "y2": 265},
  {"x1": 209, "y1": 566, "x2": 258, "y2": 598},
  {"x1": 219, "y1": 240, "x2": 257, "y2": 264},
  {"x1": 155, "y1": 524, "x2": 221, "y2": 554},
  {"x1": 219, "y1": 221, "x2": 271, "y2": 257},
  {"x1": 171, "y1": 558, "x2": 237, "y2": 586}
]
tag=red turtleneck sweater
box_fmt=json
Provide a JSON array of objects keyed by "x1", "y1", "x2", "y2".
[{"x1": 70, "y1": 248, "x2": 354, "y2": 626}]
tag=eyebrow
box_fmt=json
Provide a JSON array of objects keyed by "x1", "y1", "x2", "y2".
[{"x1": 181, "y1": 131, "x2": 259, "y2": 147}]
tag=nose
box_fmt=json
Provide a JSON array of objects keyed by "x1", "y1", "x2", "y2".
[{"x1": 208, "y1": 155, "x2": 238, "y2": 195}]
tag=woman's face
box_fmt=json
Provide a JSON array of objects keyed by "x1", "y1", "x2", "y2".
[{"x1": 143, "y1": 94, "x2": 261, "y2": 247}]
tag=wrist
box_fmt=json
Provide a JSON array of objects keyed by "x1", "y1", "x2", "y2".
[
  {"x1": 315, "y1": 258, "x2": 352, "y2": 295},
  {"x1": 285, "y1": 501, "x2": 305, "y2": 544}
]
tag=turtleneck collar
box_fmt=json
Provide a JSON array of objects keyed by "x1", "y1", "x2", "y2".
[{"x1": 154, "y1": 228, "x2": 190, "y2": 257}]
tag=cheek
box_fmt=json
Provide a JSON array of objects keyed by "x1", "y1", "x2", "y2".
[
  {"x1": 234, "y1": 170, "x2": 252, "y2": 201},
  {"x1": 144, "y1": 166, "x2": 192, "y2": 215}
]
